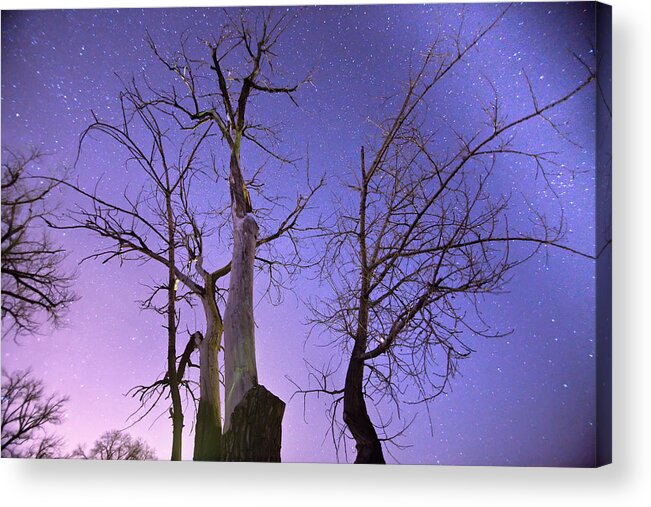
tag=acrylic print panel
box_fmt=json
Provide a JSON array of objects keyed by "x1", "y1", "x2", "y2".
[{"x1": 0, "y1": 2, "x2": 611, "y2": 466}]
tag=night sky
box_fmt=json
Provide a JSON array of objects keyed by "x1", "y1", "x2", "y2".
[{"x1": 1, "y1": 2, "x2": 601, "y2": 465}]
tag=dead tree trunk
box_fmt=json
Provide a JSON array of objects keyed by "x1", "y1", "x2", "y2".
[
  {"x1": 223, "y1": 211, "x2": 259, "y2": 430},
  {"x1": 222, "y1": 151, "x2": 260, "y2": 427},
  {"x1": 222, "y1": 146, "x2": 284, "y2": 461}
]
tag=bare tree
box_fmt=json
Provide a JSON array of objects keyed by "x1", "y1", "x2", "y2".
[
  {"x1": 71, "y1": 430, "x2": 156, "y2": 460},
  {"x1": 1, "y1": 368, "x2": 68, "y2": 458},
  {"x1": 299, "y1": 8, "x2": 597, "y2": 463},
  {"x1": 1, "y1": 150, "x2": 77, "y2": 339},
  {"x1": 143, "y1": 8, "x2": 320, "y2": 460},
  {"x1": 48, "y1": 88, "x2": 216, "y2": 460},
  {"x1": 53, "y1": 10, "x2": 320, "y2": 461}
]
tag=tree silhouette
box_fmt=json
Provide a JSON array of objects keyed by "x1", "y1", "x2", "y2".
[
  {"x1": 1, "y1": 149, "x2": 77, "y2": 339},
  {"x1": 1, "y1": 369, "x2": 68, "y2": 458},
  {"x1": 71, "y1": 430, "x2": 156, "y2": 460},
  {"x1": 298, "y1": 7, "x2": 597, "y2": 463}
]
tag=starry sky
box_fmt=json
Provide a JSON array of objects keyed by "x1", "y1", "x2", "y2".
[{"x1": 1, "y1": 2, "x2": 603, "y2": 465}]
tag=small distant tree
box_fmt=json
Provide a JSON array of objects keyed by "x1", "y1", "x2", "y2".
[
  {"x1": 71, "y1": 430, "x2": 156, "y2": 460},
  {"x1": 1, "y1": 369, "x2": 68, "y2": 458},
  {"x1": 1, "y1": 149, "x2": 77, "y2": 339}
]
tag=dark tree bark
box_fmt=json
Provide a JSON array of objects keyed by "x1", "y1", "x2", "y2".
[
  {"x1": 223, "y1": 385, "x2": 285, "y2": 462},
  {"x1": 164, "y1": 177, "x2": 184, "y2": 461},
  {"x1": 344, "y1": 357, "x2": 385, "y2": 464}
]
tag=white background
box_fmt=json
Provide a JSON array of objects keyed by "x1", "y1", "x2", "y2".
[{"x1": 0, "y1": 0, "x2": 649, "y2": 505}]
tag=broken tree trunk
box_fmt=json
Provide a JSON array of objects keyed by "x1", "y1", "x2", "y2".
[{"x1": 223, "y1": 384, "x2": 285, "y2": 462}]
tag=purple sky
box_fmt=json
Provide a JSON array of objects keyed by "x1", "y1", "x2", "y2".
[{"x1": 1, "y1": 3, "x2": 602, "y2": 465}]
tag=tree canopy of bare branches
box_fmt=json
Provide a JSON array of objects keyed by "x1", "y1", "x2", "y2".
[
  {"x1": 71, "y1": 430, "x2": 157, "y2": 460},
  {"x1": 1, "y1": 149, "x2": 77, "y2": 339},
  {"x1": 300, "y1": 6, "x2": 597, "y2": 463},
  {"x1": 1, "y1": 368, "x2": 68, "y2": 458}
]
